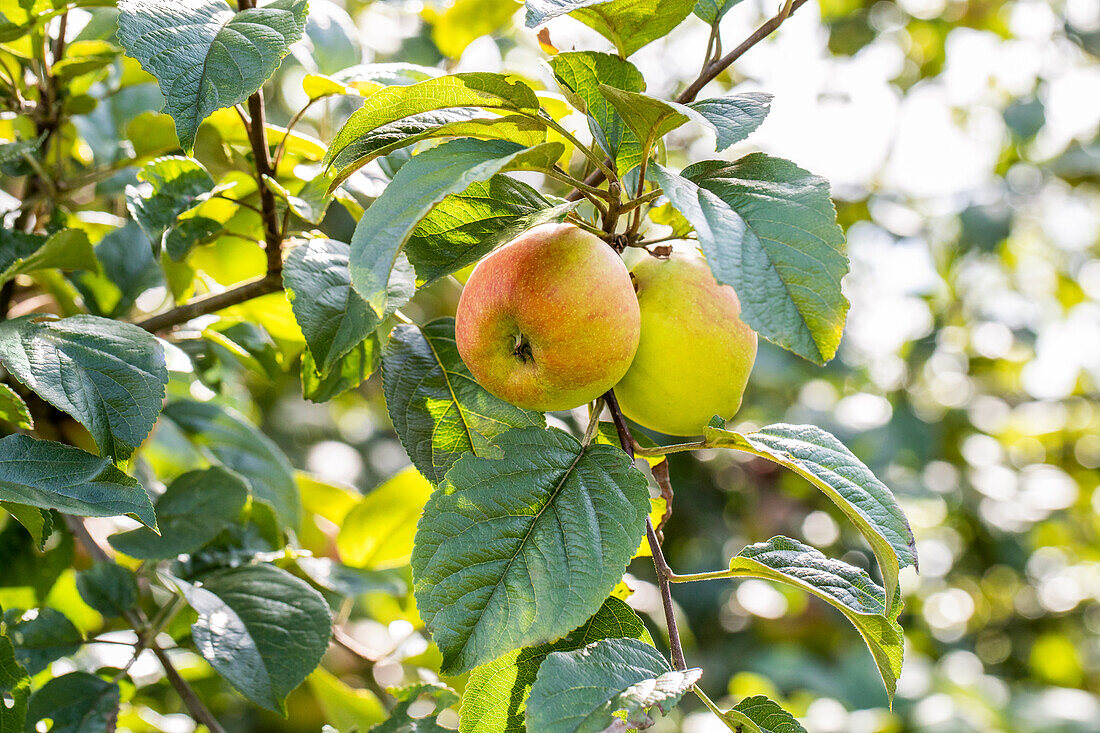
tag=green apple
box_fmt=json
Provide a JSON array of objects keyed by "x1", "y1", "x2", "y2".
[
  {"x1": 455, "y1": 223, "x2": 641, "y2": 412},
  {"x1": 614, "y1": 251, "x2": 757, "y2": 436}
]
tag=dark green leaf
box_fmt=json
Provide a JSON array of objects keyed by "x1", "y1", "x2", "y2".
[
  {"x1": 461, "y1": 596, "x2": 651, "y2": 733},
  {"x1": 126, "y1": 156, "x2": 216, "y2": 256},
  {"x1": 404, "y1": 176, "x2": 575, "y2": 286},
  {"x1": 284, "y1": 238, "x2": 413, "y2": 376},
  {"x1": 164, "y1": 216, "x2": 223, "y2": 261},
  {"x1": 526, "y1": 638, "x2": 701, "y2": 733},
  {"x1": 25, "y1": 672, "x2": 119, "y2": 733},
  {"x1": 0, "y1": 384, "x2": 32, "y2": 430},
  {"x1": 523, "y1": 0, "x2": 612, "y2": 26},
  {"x1": 73, "y1": 222, "x2": 163, "y2": 319},
  {"x1": 75, "y1": 562, "x2": 139, "y2": 617},
  {"x1": 687, "y1": 92, "x2": 772, "y2": 151},
  {"x1": 301, "y1": 337, "x2": 381, "y2": 402},
  {"x1": 0, "y1": 434, "x2": 156, "y2": 529},
  {"x1": 572, "y1": 0, "x2": 696, "y2": 57},
  {"x1": 412, "y1": 426, "x2": 650, "y2": 674},
  {"x1": 655, "y1": 155, "x2": 849, "y2": 364},
  {"x1": 694, "y1": 0, "x2": 745, "y2": 25},
  {"x1": 0, "y1": 228, "x2": 97, "y2": 285},
  {"x1": 162, "y1": 401, "x2": 301, "y2": 530},
  {"x1": 722, "y1": 536, "x2": 904, "y2": 699},
  {"x1": 0, "y1": 617, "x2": 28, "y2": 692},
  {"x1": 381, "y1": 318, "x2": 543, "y2": 485},
  {"x1": 117, "y1": 0, "x2": 309, "y2": 152},
  {"x1": 0, "y1": 315, "x2": 167, "y2": 460},
  {"x1": 349, "y1": 138, "x2": 563, "y2": 316},
  {"x1": 324, "y1": 72, "x2": 541, "y2": 174},
  {"x1": 109, "y1": 467, "x2": 249, "y2": 560},
  {"x1": 547, "y1": 52, "x2": 644, "y2": 174},
  {"x1": 172, "y1": 564, "x2": 331, "y2": 713},
  {"x1": 703, "y1": 423, "x2": 916, "y2": 617},
  {"x1": 6, "y1": 608, "x2": 81, "y2": 676},
  {"x1": 371, "y1": 683, "x2": 458, "y2": 733}
]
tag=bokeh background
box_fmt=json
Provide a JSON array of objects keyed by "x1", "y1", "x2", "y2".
[{"x1": 4, "y1": 0, "x2": 1100, "y2": 731}]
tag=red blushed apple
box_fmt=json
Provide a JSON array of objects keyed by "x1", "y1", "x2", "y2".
[
  {"x1": 455, "y1": 223, "x2": 641, "y2": 412},
  {"x1": 614, "y1": 250, "x2": 757, "y2": 436}
]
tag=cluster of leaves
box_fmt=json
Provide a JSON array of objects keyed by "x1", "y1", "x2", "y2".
[{"x1": 0, "y1": 0, "x2": 922, "y2": 730}]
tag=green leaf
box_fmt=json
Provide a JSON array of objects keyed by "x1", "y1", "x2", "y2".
[
  {"x1": 0, "y1": 682, "x2": 27, "y2": 733},
  {"x1": 6, "y1": 608, "x2": 81, "y2": 676},
  {"x1": 0, "y1": 228, "x2": 97, "y2": 285},
  {"x1": 381, "y1": 318, "x2": 544, "y2": 485},
  {"x1": 597, "y1": 85, "x2": 688, "y2": 160},
  {"x1": 301, "y1": 337, "x2": 381, "y2": 402},
  {"x1": 372, "y1": 683, "x2": 458, "y2": 733},
  {"x1": 349, "y1": 138, "x2": 563, "y2": 317},
  {"x1": 461, "y1": 596, "x2": 651, "y2": 733},
  {"x1": 0, "y1": 135, "x2": 42, "y2": 164},
  {"x1": 0, "y1": 383, "x2": 32, "y2": 430},
  {"x1": 324, "y1": 72, "x2": 542, "y2": 172},
  {"x1": 0, "y1": 502, "x2": 50, "y2": 549},
  {"x1": 327, "y1": 111, "x2": 547, "y2": 190},
  {"x1": 172, "y1": 564, "x2": 331, "y2": 714},
  {"x1": 337, "y1": 467, "x2": 433, "y2": 570},
  {"x1": 693, "y1": 0, "x2": 745, "y2": 25},
  {"x1": 703, "y1": 423, "x2": 916, "y2": 617},
  {"x1": 722, "y1": 536, "x2": 903, "y2": 700},
  {"x1": 523, "y1": 0, "x2": 612, "y2": 26},
  {"x1": 308, "y1": 667, "x2": 386, "y2": 733},
  {"x1": 678, "y1": 154, "x2": 849, "y2": 364},
  {"x1": 117, "y1": 0, "x2": 309, "y2": 152},
  {"x1": 50, "y1": 39, "x2": 120, "y2": 80},
  {"x1": 695, "y1": 690, "x2": 806, "y2": 733},
  {"x1": 0, "y1": 434, "x2": 157, "y2": 530},
  {"x1": 162, "y1": 401, "x2": 301, "y2": 530},
  {"x1": 0, "y1": 315, "x2": 168, "y2": 461},
  {"x1": 526, "y1": 638, "x2": 701, "y2": 733},
  {"x1": 284, "y1": 238, "x2": 413, "y2": 376},
  {"x1": 25, "y1": 672, "x2": 119, "y2": 733},
  {"x1": 547, "y1": 52, "x2": 644, "y2": 174},
  {"x1": 412, "y1": 426, "x2": 650, "y2": 674},
  {"x1": 108, "y1": 468, "x2": 249, "y2": 560},
  {"x1": 125, "y1": 156, "x2": 216, "y2": 256},
  {"x1": 687, "y1": 92, "x2": 772, "y2": 151},
  {"x1": 264, "y1": 173, "x2": 333, "y2": 226},
  {"x1": 164, "y1": 216, "x2": 223, "y2": 261},
  {"x1": 404, "y1": 176, "x2": 576, "y2": 286},
  {"x1": 572, "y1": 0, "x2": 696, "y2": 57},
  {"x1": 75, "y1": 563, "x2": 139, "y2": 618},
  {"x1": 0, "y1": 618, "x2": 28, "y2": 691}
]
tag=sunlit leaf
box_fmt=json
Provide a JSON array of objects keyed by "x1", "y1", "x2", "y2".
[
  {"x1": 412, "y1": 426, "x2": 650, "y2": 674},
  {"x1": 381, "y1": 318, "x2": 544, "y2": 485},
  {"x1": 526, "y1": 638, "x2": 701, "y2": 732}
]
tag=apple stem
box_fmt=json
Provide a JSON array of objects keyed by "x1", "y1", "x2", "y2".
[{"x1": 603, "y1": 389, "x2": 689, "y2": 671}]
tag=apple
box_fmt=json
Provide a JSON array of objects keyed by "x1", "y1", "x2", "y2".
[
  {"x1": 455, "y1": 223, "x2": 641, "y2": 412},
  {"x1": 613, "y1": 250, "x2": 757, "y2": 436}
]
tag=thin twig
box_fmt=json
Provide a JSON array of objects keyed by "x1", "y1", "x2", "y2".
[
  {"x1": 676, "y1": 0, "x2": 809, "y2": 104},
  {"x1": 134, "y1": 273, "x2": 283, "y2": 333},
  {"x1": 565, "y1": 0, "x2": 809, "y2": 204},
  {"x1": 62, "y1": 516, "x2": 228, "y2": 733},
  {"x1": 602, "y1": 390, "x2": 688, "y2": 670}
]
